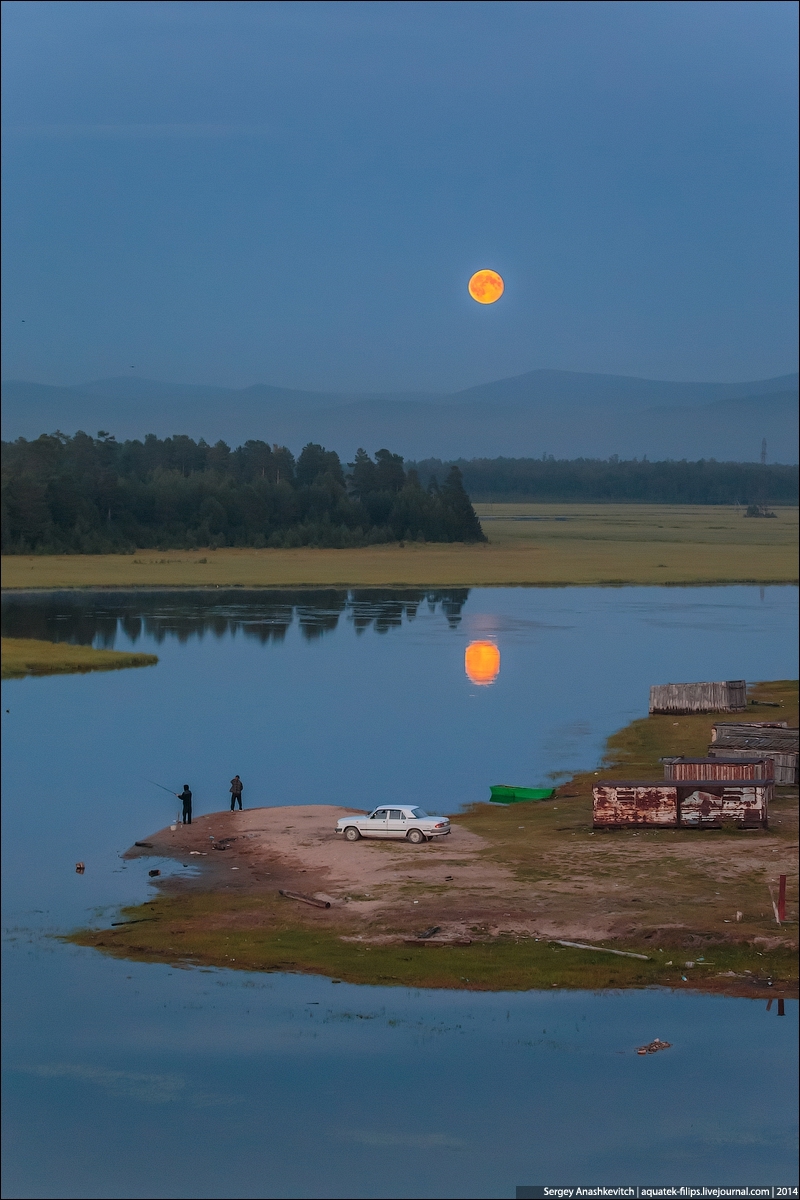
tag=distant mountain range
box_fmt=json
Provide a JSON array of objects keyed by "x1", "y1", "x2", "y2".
[{"x1": 2, "y1": 369, "x2": 797, "y2": 463}]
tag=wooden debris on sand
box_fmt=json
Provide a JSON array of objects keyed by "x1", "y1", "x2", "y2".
[
  {"x1": 279, "y1": 889, "x2": 331, "y2": 909},
  {"x1": 402, "y1": 937, "x2": 472, "y2": 947},
  {"x1": 554, "y1": 940, "x2": 650, "y2": 960}
]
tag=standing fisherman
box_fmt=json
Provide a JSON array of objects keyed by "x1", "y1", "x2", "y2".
[
  {"x1": 230, "y1": 775, "x2": 243, "y2": 811},
  {"x1": 178, "y1": 784, "x2": 192, "y2": 825}
]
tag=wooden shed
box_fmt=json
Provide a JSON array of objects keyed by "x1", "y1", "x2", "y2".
[
  {"x1": 649, "y1": 680, "x2": 746, "y2": 714},
  {"x1": 592, "y1": 780, "x2": 770, "y2": 829},
  {"x1": 662, "y1": 756, "x2": 774, "y2": 781},
  {"x1": 709, "y1": 724, "x2": 798, "y2": 785},
  {"x1": 710, "y1": 721, "x2": 788, "y2": 739}
]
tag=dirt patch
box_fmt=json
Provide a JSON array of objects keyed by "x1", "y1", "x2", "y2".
[
  {"x1": 126, "y1": 788, "x2": 797, "y2": 953},
  {"x1": 127, "y1": 805, "x2": 543, "y2": 940}
]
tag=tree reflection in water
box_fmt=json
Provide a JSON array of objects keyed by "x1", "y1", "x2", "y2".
[{"x1": 1, "y1": 588, "x2": 470, "y2": 648}]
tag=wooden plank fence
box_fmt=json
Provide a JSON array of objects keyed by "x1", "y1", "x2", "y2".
[{"x1": 649, "y1": 680, "x2": 747, "y2": 714}]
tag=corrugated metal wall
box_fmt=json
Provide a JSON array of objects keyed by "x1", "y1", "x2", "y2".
[
  {"x1": 662, "y1": 757, "x2": 773, "y2": 781},
  {"x1": 592, "y1": 780, "x2": 770, "y2": 828},
  {"x1": 709, "y1": 725, "x2": 798, "y2": 784},
  {"x1": 649, "y1": 681, "x2": 747, "y2": 714},
  {"x1": 593, "y1": 784, "x2": 678, "y2": 827},
  {"x1": 678, "y1": 785, "x2": 769, "y2": 827}
]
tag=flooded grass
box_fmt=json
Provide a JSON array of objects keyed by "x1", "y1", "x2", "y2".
[{"x1": 1, "y1": 636, "x2": 158, "y2": 679}]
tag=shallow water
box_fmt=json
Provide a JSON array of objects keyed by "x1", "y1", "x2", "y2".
[
  {"x1": 2, "y1": 586, "x2": 798, "y2": 1196},
  {"x1": 4, "y1": 948, "x2": 797, "y2": 1200}
]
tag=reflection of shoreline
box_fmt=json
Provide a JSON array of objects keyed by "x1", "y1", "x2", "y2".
[{"x1": 1, "y1": 588, "x2": 470, "y2": 647}]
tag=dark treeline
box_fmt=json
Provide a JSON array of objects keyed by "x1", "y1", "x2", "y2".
[
  {"x1": 1, "y1": 433, "x2": 485, "y2": 554},
  {"x1": 410, "y1": 456, "x2": 799, "y2": 505}
]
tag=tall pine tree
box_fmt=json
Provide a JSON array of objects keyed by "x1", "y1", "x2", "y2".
[{"x1": 441, "y1": 465, "x2": 486, "y2": 541}]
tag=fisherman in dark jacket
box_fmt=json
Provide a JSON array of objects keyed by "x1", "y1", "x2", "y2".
[
  {"x1": 230, "y1": 775, "x2": 243, "y2": 811},
  {"x1": 178, "y1": 785, "x2": 192, "y2": 824}
]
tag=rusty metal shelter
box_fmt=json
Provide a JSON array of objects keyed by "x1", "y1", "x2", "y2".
[
  {"x1": 592, "y1": 780, "x2": 770, "y2": 829},
  {"x1": 661, "y1": 756, "x2": 773, "y2": 781}
]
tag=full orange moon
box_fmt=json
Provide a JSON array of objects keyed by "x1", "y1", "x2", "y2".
[
  {"x1": 465, "y1": 640, "x2": 501, "y2": 685},
  {"x1": 468, "y1": 269, "x2": 504, "y2": 304}
]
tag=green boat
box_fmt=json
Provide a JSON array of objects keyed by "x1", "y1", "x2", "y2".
[{"x1": 490, "y1": 785, "x2": 556, "y2": 803}]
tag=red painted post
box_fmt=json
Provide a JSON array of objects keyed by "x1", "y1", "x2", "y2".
[{"x1": 778, "y1": 875, "x2": 786, "y2": 922}]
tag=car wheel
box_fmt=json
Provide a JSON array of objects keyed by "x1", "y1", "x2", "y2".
[
  {"x1": 407, "y1": 829, "x2": 425, "y2": 844},
  {"x1": 344, "y1": 826, "x2": 361, "y2": 842}
]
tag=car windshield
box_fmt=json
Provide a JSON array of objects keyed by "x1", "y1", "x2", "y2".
[{"x1": 409, "y1": 807, "x2": 428, "y2": 818}]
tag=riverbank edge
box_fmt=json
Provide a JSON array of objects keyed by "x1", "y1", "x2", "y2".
[
  {"x1": 66, "y1": 680, "x2": 799, "y2": 994},
  {"x1": 4, "y1": 577, "x2": 799, "y2": 592},
  {"x1": 1, "y1": 637, "x2": 158, "y2": 679},
  {"x1": 66, "y1": 910, "x2": 799, "y2": 998}
]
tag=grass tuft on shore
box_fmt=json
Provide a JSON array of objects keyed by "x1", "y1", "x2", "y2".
[{"x1": 1, "y1": 637, "x2": 158, "y2": 679}]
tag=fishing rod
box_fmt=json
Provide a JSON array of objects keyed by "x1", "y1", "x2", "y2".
[
  {"x1": 143, "y1": 778, "x2": 210, "y2": 828},
  {"x1": 145, "y1": 778, "x2": 180, "y2": 797},
  {"x1": 144, "y1": 778, "x2": 186, "y2": 829}
]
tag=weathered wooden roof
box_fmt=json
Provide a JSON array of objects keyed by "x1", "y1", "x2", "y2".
[
  {"x1": 712, "y1": 727, "x2": 798, "y2": 752},
  {"x1": 661, "y1": 756, "x2": 768, "y2": 764}
]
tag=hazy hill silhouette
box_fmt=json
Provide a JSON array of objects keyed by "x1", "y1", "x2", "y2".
[{"x1": 2, "y1": 369, "x2": 797, "y2": 462}]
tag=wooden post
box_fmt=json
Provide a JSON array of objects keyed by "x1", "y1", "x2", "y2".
[{"x1": 778, "y1": 875, "x2": 786, "y2": 922}]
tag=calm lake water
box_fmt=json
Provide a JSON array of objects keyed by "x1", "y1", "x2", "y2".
[{"x1": 2, "y1": 586, "x2": 798, "y2": 1198}]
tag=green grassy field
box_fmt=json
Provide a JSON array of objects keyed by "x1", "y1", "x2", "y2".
[
  {"x1": 457, "y1": 679, "x2": 798, "y2": 954},
  {"x1": 69, "y1": 680, "x2": 798, "y2": 993},
  {"x1": 3, "y1": 504, "x2": 797, "y2": 588},
  {"x1": 1, "y1": 637, "x2": 158, "y2": 679},
  {"x1": 70, "y1": 890, "x2": 796, "y2": 994}
]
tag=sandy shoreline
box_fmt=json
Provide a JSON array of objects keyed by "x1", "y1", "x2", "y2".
[
  {"x1": 127, "y1": 804, "x2": 534, "y2": 944},
  {"x1": 126, "y1": 803, "x2": 798, "y2": 954}
]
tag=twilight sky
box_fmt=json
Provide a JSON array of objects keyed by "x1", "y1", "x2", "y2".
[{"x1": 1, "y1": 0, "x2": 797, "y2": 391}]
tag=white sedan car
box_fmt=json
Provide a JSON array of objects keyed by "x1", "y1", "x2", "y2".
[{"x1": 336, "y1": 806, "x2": 451, "y2": 844}]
